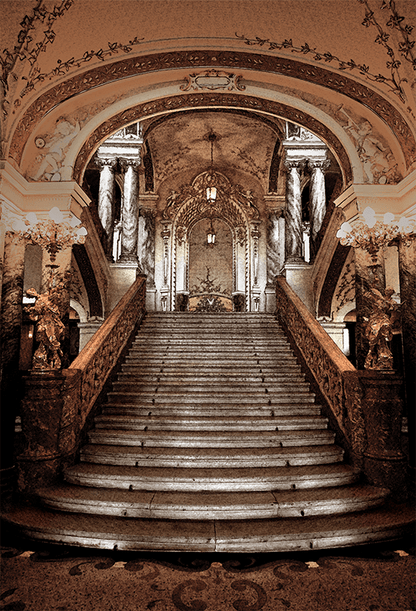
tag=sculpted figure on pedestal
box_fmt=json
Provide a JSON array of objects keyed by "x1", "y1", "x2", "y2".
[
  {"x1": 363, "y1": 285, "x2": 400, "y2": 371},
  {"x1": 25, "y1": 288, "x2": 66, "y2": 370}
]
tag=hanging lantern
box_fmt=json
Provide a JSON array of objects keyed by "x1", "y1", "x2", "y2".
[
  {"x1": 207, "y1": 218, "x2": 216, "y2": 246},
  {"x1": 206, "y1": 185, "x2": 217, "y2": 203}
]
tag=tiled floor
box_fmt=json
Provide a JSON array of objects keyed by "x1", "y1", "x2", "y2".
[{"x1": 1, "y1": 537, "x2": 415, "y2": 611}]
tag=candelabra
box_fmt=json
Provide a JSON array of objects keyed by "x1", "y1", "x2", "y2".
[
  {"x1": 10, "y1": 207, "x2": 88, "y2": 370},
  {"x1": 11, "y1": 206, "x2": 87, "y2": 264},
  {"x1": 336, "y1": 206, "x2": 415, "y2": 265},
  {"x1": 336, "y1": 207, "x2": 415, "y2": 371}
]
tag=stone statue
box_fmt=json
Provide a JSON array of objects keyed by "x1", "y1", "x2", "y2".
[
  {"x1": 25, "y1": 288, "x2": 66, "y2": 370},
  {"x1": 363, "y1": 285, "x2": 400, "y2": 370}
]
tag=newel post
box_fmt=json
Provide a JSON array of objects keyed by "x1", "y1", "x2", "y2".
[{"x1": 17, "y1": 368, "x2": 81, "y2": 492}]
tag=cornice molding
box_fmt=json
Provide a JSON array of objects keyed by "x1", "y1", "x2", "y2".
[{"x1": 7, "y1": 50, "x2": 416, "y2": 171}]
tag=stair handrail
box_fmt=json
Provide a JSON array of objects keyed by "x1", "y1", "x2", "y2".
[
  {"x1": 275, "y1": 276, "x2": 366, "y2": 466},
  {"x1": 67, "y1": 275, "x2": 147, "y2": 428},
  {"x1": 17, "y1": 275, "x2": 146, "y2": 493}
]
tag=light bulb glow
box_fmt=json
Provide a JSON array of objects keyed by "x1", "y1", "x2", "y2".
[
  {"x1": 49, "y1": 206, "x2": 64, "y2": 223},
  {"x1": 384, "y1": 212, "x2": 395, "y2": 224},
  {"x1": 26, "y1": 212, "x2": 38, "y2": 225}
]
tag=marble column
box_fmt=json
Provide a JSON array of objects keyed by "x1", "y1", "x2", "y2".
[
  {"x1": 0, "y1": 235, "x2": 26, "y2": 474},
  {"x1": 96, "y1": 157, "x2": 116, "y2": 258},
  {"x1": 120, "y1": 159, "x2": 140, "y2": 264},
  {"x1": 267, "y1": 209, "x2": 283, "y2": 286},
  {"x1": 284, "y1": 160, "x2": 304, "y2": 261},
  {"x1": 398, "y1": 236, "x2": 416, "y2": 484},
  {"x1": 309, "y1": 159, "x2": 330, "y2": 242},
  {"x1": 138, "y1": 207, "x2": 156, "y2": 287}
]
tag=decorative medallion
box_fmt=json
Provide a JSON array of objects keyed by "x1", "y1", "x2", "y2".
[{"x1": 180, "y1": 69, "x2": 245, "y2": 92}]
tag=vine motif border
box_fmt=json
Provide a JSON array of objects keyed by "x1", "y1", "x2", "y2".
[
  {"x1": 235, "y1": 0, "x2": 415, "y2": 104},
  {"x1": 71, "y1": 93, "x2": 354, "y2": 185},
  {"x1": 7, "y1": 50, "x2": 416, "y2": 171}
]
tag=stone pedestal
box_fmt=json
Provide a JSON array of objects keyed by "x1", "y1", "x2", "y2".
[
  {"x1": 146, "y1": 288, "x2": 157, "y2": 312},
  {"x1": 107, "y1": 262, "x2": 139, "y2": 313},
  {"x1": 78, "y1": 319, "x2": 104, "y2": 351},
  {"x1": 17, "y1": 371, "x2": 75, "y2": 492},
  {"x1": 319, "y1": 320, "x2": 346, "y2": 352},
  {"x1": 283, "y1": 262, "x2": 314, "y2": 313},
  {"x1": 359, "y1": 371, "x2": 407, "y2": 499},
  {"x1": 265, "y1": 286, "x2": 276, "y2": 313}
]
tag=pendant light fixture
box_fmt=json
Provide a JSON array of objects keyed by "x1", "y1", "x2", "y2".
[
  {"x1": 206, "y1": 217, "x2": 216, "y2": 247},
  {"x1": 206, "y1": 131, "x2": 217, "y2": 203}
]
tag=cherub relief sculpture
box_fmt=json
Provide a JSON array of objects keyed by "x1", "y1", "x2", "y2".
[
  {"x1": 25, "y1": 288, "x2": 66, "y2": 370},
  {"x1": 363, "y1": 285, "x2": 400, "y2": 371},
  {"x1": 31, "y1": 117, "x2": 80, "y2": 182},
  {"x1": 336, "y1": 106, "x2": 400, "y2": 184}
]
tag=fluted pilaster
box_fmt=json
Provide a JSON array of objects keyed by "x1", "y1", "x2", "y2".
[{"x1": 284, "y1": 160, "x2": 304, "y2": 261}]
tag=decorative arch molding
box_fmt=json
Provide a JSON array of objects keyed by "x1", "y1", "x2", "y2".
[
  {"x1": 164, "y1": 170, "x2": 256, "y2": 312},
  {"x1": 71, "y1": 93, "x2": 354, "y2": 187},
  {"x1": 8, "y1": 50, "x2": 415, "y2": 171}
]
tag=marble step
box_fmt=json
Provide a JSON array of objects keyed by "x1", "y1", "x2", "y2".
[
  {"x1": 119, "y1": 365, "x2": 304, "y2": 375},
  {"x1": 94, "y1": 414, "x2": 328, "y2": 432},
  {"x1": 37, "y1": 484, "x2": 389, "y2": 520},
  {"x1": 64, "y1": 462, "x2": 358, "y2": 492},
  {"x1": 106, "y1": 392, "x2": 316, "y2": 405},
  {"x1": 110, "y1": 382, "x2": 311, "y2": 394},
  {"x1": 101, "y1": 404, "x2": 323, "y2": 417},
  {"x1": 4, "y1": 502, "x2": 413, "y2": 552},
  {"x1": 88, "y1": 428, "x2": 336, "y2": 448},
  {"x1": 80, "y1": 443, "x2": 344, "y2": 468},
  {"x1": 116, "y1": 372, "x2": 307, "y2": 383}
]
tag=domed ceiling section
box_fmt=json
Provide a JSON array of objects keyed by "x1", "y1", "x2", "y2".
[{"x1": 144, "y1": 111, "x2": 284, "y2": 192}]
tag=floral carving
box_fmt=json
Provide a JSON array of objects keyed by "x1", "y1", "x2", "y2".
[
  {"x1": 180, "y1": 69, "x2": 245, "y2": 92},
  {"x1": 0, "y1": 0, "x2": 74, "y2": 115},
  {"x1": 276, "y1": 277, "x2": 365, "y2": 456},
  {"x1": 9, "y1": 51, "x2": 415, "y2": 172}
]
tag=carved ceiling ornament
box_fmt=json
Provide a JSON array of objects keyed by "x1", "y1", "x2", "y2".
[
  {"x1": 180, "y1": 69, "x2": 246, "y2": 92},
  {"x1": 164, "y1": 170, "x2": 254, "y2": 241},
  {"x1": 8, "y1": 50, "x2": 415, "y2": 172},
  {"x1": 70, "y1": 93, "x2": 353, "y2": 186}
]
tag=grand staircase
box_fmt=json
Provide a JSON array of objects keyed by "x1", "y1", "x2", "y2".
[{"x1": 5, "y1": 313, "x2": 414, "y2": 551}]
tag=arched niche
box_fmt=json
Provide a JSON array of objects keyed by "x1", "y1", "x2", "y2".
[{"x1": 165, "y1": 170, "x2": 256, "y2": 312}]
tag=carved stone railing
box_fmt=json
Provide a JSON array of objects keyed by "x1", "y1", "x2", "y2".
[
  {"x1": 17, "y1": 276, "x2": 146, "y2": 492},
  {"x1": 275, "y1": 276, "x2": 407, "y2": 497}
]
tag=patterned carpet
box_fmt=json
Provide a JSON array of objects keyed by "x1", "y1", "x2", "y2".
[{"x1": 1, "y1": 537, "x2": 415, "y2": 611}]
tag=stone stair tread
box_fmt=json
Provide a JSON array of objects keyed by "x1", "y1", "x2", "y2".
[
  {"x1": 66, "y1": 461, "x2": 354, "y2": 479},
  {"x1": 81, "y1": 443, "x2": 341, "y2": 458},
  {"x1": 3, "y1": 502, "x2": 413, "y2": 552},
  {"x1": 37, "y1": 484, "x2": 389, "y2": 520},
  {"x1": 88, "y1": 428, "x2": 333, "y2": 440},
  {"x1": 101, "y1": 406, "x2": 323, "y2": 417}
]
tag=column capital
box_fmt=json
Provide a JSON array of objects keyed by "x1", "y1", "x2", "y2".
[
  {"x1": 308, "y1": 158, "x2": 331, "y2": 171},
  {"x1": 95, "y1": 157, "x2": 117, "y2": 171},
  {"x1": 284, "y1": 159, "x2": 306, "y2": 171},
  {"x1": 119, "y1": 157, "x2": 140, "y2": 171}
]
